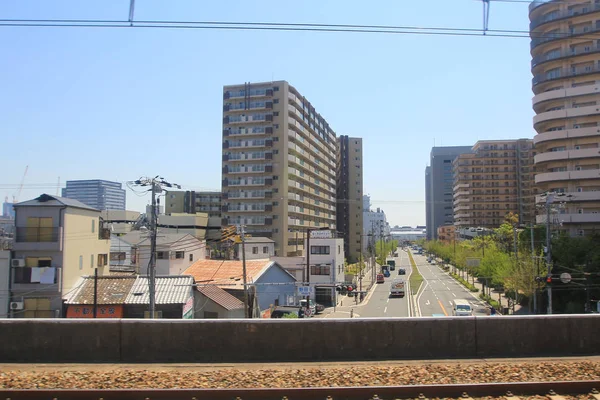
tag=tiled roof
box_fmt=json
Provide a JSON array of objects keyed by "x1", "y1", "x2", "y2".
[
  {"x1": 125, "y1": 275, "x2": 194, "y2": 304},
  {"x1": 65, "y1": 276, "x2": 137, "y2": 305},
  {"x1": 182, "y1": 259, "x2": 274, "y2": 289},
  {"x1": 15, "y1": 194, "x2": 99, "y2": 211},
  {"x1": 197, "y1": 285, "x2": 244, "y2": 311}
]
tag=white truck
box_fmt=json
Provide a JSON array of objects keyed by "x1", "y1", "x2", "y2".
[{"x1": 389, "y1": 278, "x2": 406, "y2": 297}]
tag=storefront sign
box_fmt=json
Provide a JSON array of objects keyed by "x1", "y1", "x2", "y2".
[
  {"x1": 66, "y1": 305, "x2": 123, "y2": 318},
  {"x1": 310, "y1": 230, "x2": 332, "y2": 239}
]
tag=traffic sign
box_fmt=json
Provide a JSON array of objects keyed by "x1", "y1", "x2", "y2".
[
  {"x1": 298, "y1": 286, "x2": 310, "y2": 296},
  {"x1": 560, "y1": 272, "x2": 572, "y2": 284}
]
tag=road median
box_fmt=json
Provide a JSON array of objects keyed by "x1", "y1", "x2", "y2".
[{"x1": 407, "y1": 251, "x2": 423, "y2": 295}]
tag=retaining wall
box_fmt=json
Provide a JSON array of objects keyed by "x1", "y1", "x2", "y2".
[{"x1": 2, "y1": 315, "x2": 599, "y2": 363}]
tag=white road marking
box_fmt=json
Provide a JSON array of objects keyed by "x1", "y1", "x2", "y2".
[
  {"x1": 449, "y1": 301, "x2": 453, "y2": 306},
  {"x1": 452, "y1": 293, "x2": 457, "y2": 297},
  {"x1": 384, "y1": 306, "x2": 388, "y2": 313},
  {"x1": 425, "y1": 300, "x2": 430, "y2": 306},
  {"x1": 387, "y1": 298, "x2": 390, "y2": 303}
]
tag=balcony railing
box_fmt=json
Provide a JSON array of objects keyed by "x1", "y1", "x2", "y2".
[
  {"x1": 533, "y1": 64, "x2": 600, "y2": 86},
  {"x1": 15, "y1": 227, "x2": 59, "y2": 243},
  {"x1": 530, "y1": 3, "x2": 600, "y2": 30},
  {"x1": 532, "y1": 44, "x2": 600, "y2": 68},
  {"x1": 531, "y1": 26, "x2": 600, "y2": 50}
]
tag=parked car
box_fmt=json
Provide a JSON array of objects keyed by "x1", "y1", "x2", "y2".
[
  {"x1": 315, "y1": 303, "x2": 325, "y2": 313},
  {"x1": 376, "y1": 273, "x2": 385, "y2": 284},
  {"x1": 398, "y1": 268, "x2": 406, "y2": 275},
  {"x1": 271, "y1": 306, "x2": 305, "y2": 318},
  {"x1": 300, "y1": 299, "x2": 317, "y2": 316}
]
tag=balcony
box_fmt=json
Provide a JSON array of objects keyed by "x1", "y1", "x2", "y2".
[
  {"x1": 532, "y1": 44, "x2": 600, "y2": 69},
  {"x1": 533, "y1": 104, "x2": 600, "y2": 126},
  {"x1": 13, "y1": 227, "x2": 62, "y2": 251},
  {"x1": 533, "y1": 64, "x2": 600, "y2": 87},
  {"x1": 530, "y1": 3, "x2": 600, "y2": 31},
  {"x1": 534, "y1": 126, "x2": 600, "y2": 145},
  {"x1": 536, "y1": 212, "x2": 600, "y2": 224},
  {"x1": 535, "y1": 168, "x2": 600, "y2": 183},
  {"x1": 531, "y1": 26, "x2": 600, "y2": 51},
  {"x1": 535, "y1": 147, "x2": 600, "y2": 163},
  {"x1": 536, "y1": 190, "x2": 600, "y2": 203}
]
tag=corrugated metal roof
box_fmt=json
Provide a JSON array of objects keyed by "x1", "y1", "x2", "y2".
[
  {"x1": 125, "y1": 275, "x2": 194, "y2": 304},
  {"x1": 14, "y1": 194, "x2": 99, "y2": 211},
  {"x1": 197, "y1": 285, "x2": 244, "y2": 311},
  {"x1": 64, "y1": 276, "x2": 137, "y2": 305}
]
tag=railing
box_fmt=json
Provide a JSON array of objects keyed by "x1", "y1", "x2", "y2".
[
  {"x1": 15, "y1": 227, "x2": 59, "y2": 243},
  {"x1": 531, "y1": 26, "x2": 600, "y2": 50},
  {"x1": 532, "y1": 45, "x2": 600, "y2": 68},
  {"x1": 533, "y1": 63, "x2": 600, "y2": 85},
  {"x1": 530, "y1": 3, "x2": 600, "y2": 30}
]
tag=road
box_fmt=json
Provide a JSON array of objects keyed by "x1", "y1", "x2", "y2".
[
  {"x1": 359, "y1": 248, "x2": 412, "y2": 318},
  {"x1": 411, "y1": 251, "x2": 488, "y2": 317}
]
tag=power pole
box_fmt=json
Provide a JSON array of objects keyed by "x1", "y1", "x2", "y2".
[
  {"x1": 130, "y1": 176, "x2": 181, "y2": 318},
  {"x1": 531, "y1": 223, "x2": 537, "y2": 314},
  {"x1": 238, "y1": 224, "x2": 249, "y2": 318},
  {"x1": 306, "y1": 229, "x2": 311, "y2": 310},
  {"x1": 545, "y1": 194, "x2": 554, "y2": 315}
]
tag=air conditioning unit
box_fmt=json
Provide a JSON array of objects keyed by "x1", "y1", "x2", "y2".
[
  {"x1": 11, "y1": 259, "x2": 25, "y2": 268},
  {"x1": 10, "y1": 302, "x2": 24, "y2": 311}
]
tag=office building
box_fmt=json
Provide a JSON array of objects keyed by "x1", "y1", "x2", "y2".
[
  {"x1": 425, "y1": 166, "x2": 432, "y2": 239},
  {"x1": 336, "y1": 135, "x2": 363, "y2": 263},
  {"x1": 426, "y1": 146, "x2": 472, "y2": 240},
  {"x1": 165, "y1": 191, "x2": 222, "y2": 218},
  {"x1": 221, "y1": 81, "x2": 337, "y2": 256},
  {"x1": 530, "y1": 0, "x2": 600, "y2": 235},
  {"x1": 453, "y1": 139, "x2": 536, "y2": 228},
  {"x1": 62, "y1": 180, "x2": 126, "y2": 211}
]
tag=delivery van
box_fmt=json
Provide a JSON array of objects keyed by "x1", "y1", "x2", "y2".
[{"x1": 452, "y1": 299, "x2": 473, "y2": 316}]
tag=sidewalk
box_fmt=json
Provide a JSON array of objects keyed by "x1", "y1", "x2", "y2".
[{"x1": 435, "y1": 258, "x2": 528, "y2": 315}]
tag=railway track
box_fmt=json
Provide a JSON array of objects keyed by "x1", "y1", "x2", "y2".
[{"x1": 1, "y1": 380, "x2": 600, "y2": 400}]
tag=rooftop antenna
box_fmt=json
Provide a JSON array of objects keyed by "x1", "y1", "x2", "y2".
[{"x1": 482, "y1": 0, "x2": 490, "y2": 35}]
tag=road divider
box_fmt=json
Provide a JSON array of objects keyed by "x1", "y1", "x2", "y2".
[{"x1": 407, "y1": 251, "x2": 423, "y2": 295}]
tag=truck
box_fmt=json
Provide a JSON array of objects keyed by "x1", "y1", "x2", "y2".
[
  {"x1": 386, "y1": 259, "x2": 396, "y2": 271},
  {"x1": 389, "y1": 278, "x2": 406, "y2": 297}
]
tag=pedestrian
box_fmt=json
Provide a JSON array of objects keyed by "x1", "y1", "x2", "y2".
[{"x1": 490, "y1": 307, "x2": 496, "y2": 316}]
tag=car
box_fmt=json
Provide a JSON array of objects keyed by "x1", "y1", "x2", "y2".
[
  {"x1": 383, "y1": 269, "x2": 390, "y2": 277},
  {"x1": 315, "y1": 303, "x2": 325, "y2": 313},
  {"x1": 270, "y1": 306, "x2": 305, "y2": 318},
  {"x1": 376, "y1": 273, "x2": 385, "y2": 284},
  {"x1": 300, "y1": 299, "x2": 317, "y2": 316},
  {"x1": 430, "y1": 260, "x2": 436, "y2": 265},
  {"x1": 398, "y1": 268, "x2": 406, "y2": 275}
]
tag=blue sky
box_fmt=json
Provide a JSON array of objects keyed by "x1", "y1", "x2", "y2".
[{"x1": 0, "y1": 0, "x2": 534, "y2": 227}]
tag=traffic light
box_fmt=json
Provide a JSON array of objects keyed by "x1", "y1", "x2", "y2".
[
  {"x1": 546, "y1": 275, "x2": 553, "y2": 283},
  {"x1": 335, "y1": 285, "x2": 343, "y2": 292},
  {"x1": 346, "y1": 285, "x2": 354, "y2": 293}
]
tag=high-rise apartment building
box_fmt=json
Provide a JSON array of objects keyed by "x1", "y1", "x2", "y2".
[
  {"x1": 425, "y1": 166, "x2": 432, "y2": 240},
  {"x1": 426, "y1": 146, "x2": 472, "y2": 240},
  {"x1": 453, "y1": 139, "x2": 536, "y2": 229},
  {"x1": 165, "y1": 191, "x2": 222, "y2": 218},
  {"x1": 530, "y1": 0, "x2": 600, "y2": 236},
  {"x1": 62, "y1": 180, "x2": 126, "y2": 211},
  {"x1": 221, "y1": 81, "x2": 337, "y2": 256},
  {"x1": 336, "y1": 135, "x2": 363, "y2": 263}
]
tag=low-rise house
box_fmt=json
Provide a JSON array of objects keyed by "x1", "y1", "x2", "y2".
[
  {"x1": 64, "y1": 275, "x2": 195, "y2": 318},
  {"x1": 109, "y1": 234, "x2": 139, "y2": 274},
  {"x1": 183, "y1": 259, "x2": 297, "y2": 316},
  {"x1": 10, "y1": 194, "x2": 111, "y2": 318},
  {"x1": 195, "y1": 284, "x2": 245, "y2": 319},
  {"x1": 120, "y1": 231, "x2": 205, "y2": 275},
  {"x1": 225, "y1": 236, "x2": 275, "y2": 260}
]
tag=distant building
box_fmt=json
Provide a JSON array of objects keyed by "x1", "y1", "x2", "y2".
[
  {"x1": 437, "y1": 225, "x2": 456, "y2": 242},
  {"x1": 363, "y1": 207, "x2": 389, "y2": 252},
  {"x1": 336, "y1": 135, "x2": 363, "y2": 263},
  {"x1": 426, "y1": 146, "x2": 472, "y2": 240},
  {"x1": 62, "y1": 180, "x2": 126, "y2": 211},
  {"x1": 227, "y1": 236, "x2": 275, "y2": 260},
  {"x1": 165, "y1": 191, "x2": 222, "y2": 218},
  {"x1": 425, "y1": 166, "x2": 432, "y2": 240},
  {"x1": 2, "y1": 200, "x2": 15, "y2": 218},
  {"x1": 100, "y1": 210, "x2": 141, "y2": 235},
  {"x1": 390, "y1": 228, "x2": 426, "y2": 242}
]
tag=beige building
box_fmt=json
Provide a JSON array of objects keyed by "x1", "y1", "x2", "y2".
[
  {"x1": 221, "y1": 81, "x2": 337, "y2": 256},
  {"x1": 10, "y1": 194, "x2": 110, "y2": 318},
  {"x1": 336, "y1": 136, "x2": 363, "y2": 263},
  {"x1": 165, "y1": 191, "x2": 222, "y2": 218},
  {"x1": 530, "y1": 0, "x2": 600, "y2": 235},
  {"x1": 453, "y1": 140, "x2": 536, "y2": 228},
  {"x1": 100, "y1": 210, "x2": 141, "y2": 235}
]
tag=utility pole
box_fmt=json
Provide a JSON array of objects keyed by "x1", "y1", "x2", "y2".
[
  {"x1": 531, "y1": 223, "x2": 537, "y2": 314},
  {"x1": 93, "y1": 267, "x2": 98, "y2": 318},
  {"x1": 545, "y1": 194, "x2": 554, "y2": 315},
  {"x1": 238, "y1": 225, "x2": 249, "y2": 318},
  {"x1": 306, "y1": 229, "x2": 311, "y2": 311},
  {"x1": 130, "y1": 176, "x2": 181, "y2": 319}
]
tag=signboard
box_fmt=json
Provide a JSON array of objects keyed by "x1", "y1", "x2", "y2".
[
  {"x1": 182, "y1": 296, "x2": 194, "y2": 319},
  {"x1": 310, "y1": 230, "x2": 332, "y2": 239},
  {"x1": 66, "y1": 305, "x2": 123, "y2": 318},
  {"x1": 466, "y1": 258, "x2": 481, "y2": 268},
  {"x1": 297, "y1": 286, "x2": 314, "y2": 296}
]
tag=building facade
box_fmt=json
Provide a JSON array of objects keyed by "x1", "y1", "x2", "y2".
[
  {"x1": 336, "y1": 135, "x2": 364, "y2": 263},
  {"x1": 427, "y1": 146, "x2": 473, "y2": 240},
  {"x1": 165, "y1": 191, "x2": 222, "y2": 218},
  {"x1": 62, "y1": 180, "x2": 126, "y2": 211},
  {"x1": 221, "y1": 81, "x2": 337, "y2": 256},
  {"x1": 363, "y1": 207, "x2": 390, "y2": 252},
  {"x1": 425, "y1": 166, "x2": 432, "y2": 240},
  {"x1": 530, "y1": 0, "x2": 600, "y2": 236},
  {"x1": 453, "y1": 139, "x2": 536, "y2": 229}
]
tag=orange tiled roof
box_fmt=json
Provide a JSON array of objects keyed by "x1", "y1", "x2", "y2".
[{"x1": 182, "y1": 259, "x2": 272, "y2": 289}]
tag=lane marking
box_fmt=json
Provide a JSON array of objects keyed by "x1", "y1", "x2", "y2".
[
  {"x1": 452, "y1": 292, "x2": 457, "y2": 297},
  {"x1": 384, "y1": 306, "x2": 388, "y2": 314},
  {"x1": 387, "y1": 298, "x2": 390, "y2": 303},
  {"x1": 449, "y1": 300, "x2": 453, "y2": 306},
  {"x1": 438, "y1": 300, "x2": 449, "y2": 316}
]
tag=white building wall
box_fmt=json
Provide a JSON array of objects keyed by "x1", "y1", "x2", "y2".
[{"x1": 0, "y1": 251, "x2": 9, "y2": 318}]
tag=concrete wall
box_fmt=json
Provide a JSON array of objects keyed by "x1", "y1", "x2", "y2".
[{"x1": 2, "y1": 315, "x2": 600, "y2": 363}]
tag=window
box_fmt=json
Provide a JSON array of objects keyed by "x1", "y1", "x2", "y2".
[
  {"x1": 175, "y1": 251, "x2": 185, "y2": 259},
  {"x1": 263, "y1": 246, "x2": 269, "y2": 254},
  {"x1": 92, "y1": 219, "x2": 95, "y2": 233},
  {"x1": 311, "y1": 265, "x2": 331, "y2": 275},
  {"x1": 157, "y1": 251, "x2": 169, "y2": 260},
  {"x1": 79, "y1": 255, "x2": 83, "y2": 270},
  {"x1": 252, "y1": 246, "x2": 259, "y2": 254},
  {"x1": 273, "y1": 98, "x2": 279, "y2": 104},
  {"x1": 338, "y1": 245, "x2": 341, "y2": 254},
  {"x1": 189, "y1": 254, "x2": 194, "y2": 262},
  {"x1": 25, "y1": 217, "x2": 54, "y2": 242},
  {"x1": 97, "y1": 254, "x2": 108, "y2": 267},
  {"x1": 310, "y1": 245, "x2": 330, "y2": 255},
  {"x1": 110, "y1": 252, "x2": 126, "y2": 261},
  {"x1": 90, "y1": 254, "x2": 94, "y2": 268}
]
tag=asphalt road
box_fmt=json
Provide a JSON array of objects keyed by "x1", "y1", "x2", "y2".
[
  {"x1": 411, "y1": 251, "x2": 489, "y2": 317},
  {"x1": 359, "y1": 249, "x2": 412, "y2": 318}
]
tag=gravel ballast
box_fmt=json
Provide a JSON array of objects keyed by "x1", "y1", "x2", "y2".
[{"x1": 1, "y1": 361, "x2": 599, "y2": 389}]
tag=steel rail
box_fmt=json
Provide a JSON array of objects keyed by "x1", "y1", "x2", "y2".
[{"x1": 1, "y1": 380, "x2": 600, "y2": 400}]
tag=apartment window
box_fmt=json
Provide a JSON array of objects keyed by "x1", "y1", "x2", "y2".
[
  {"x1": 157, "y1": 251, "x2": 169, "y2": 260},
  {"x1": 273, "y1": 98, "x2": 279, "y2": 104},
  {"x1": 92, "y1": 219, "x2": 95, "y2": 233},
  {"x1": 263, "y1": 246, "x2": 269, "y2": 254},
  {"x1": 90, "y1": 254, "x2": 94, "y2": 268},
  {"x1": 25, "y1": 217, "x2": 54, "y2": 242},
  {"x1": 189, "y1": 254, "x2": 194, "y2": 262},
  {"x1": 338, "y1": 245, "x2": 341, "y2": 254},
  {"x1": 311, "y1": 265, "x2": 331, "y2": 275},
  {"x1": 175, "y1": 251, "x2": 185, "y2": 259},
  {"x1": 79, "y1": 255, "x2": 83, "y2": 270},
  {"x1": 97, "y1": 254, "x2": 108, "y2": 267},
  {"x1": 311, "y1": 245, "x2": 330, "y2": 255},
  {"x1": 252, "y1": 246, "x2": 259, "y2": 254}
]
